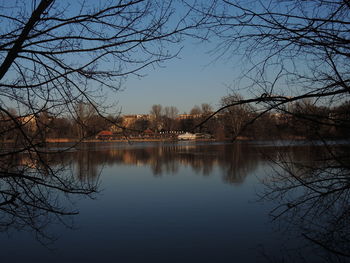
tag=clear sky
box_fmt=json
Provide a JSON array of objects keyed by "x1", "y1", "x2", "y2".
[
  {"x1": 0, "y1": 0, "x2": 263, "y2": 116},
  {"x1": 2, "y1": 0, "x2": 339, "y2": 117},
  {"x1": 111, "y1": 39, "x2": 240, "y2": 115}
]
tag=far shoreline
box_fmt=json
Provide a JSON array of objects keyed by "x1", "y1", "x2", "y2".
[{"x1": 1, "y1": 135, "x2": 309, "y2": 145}]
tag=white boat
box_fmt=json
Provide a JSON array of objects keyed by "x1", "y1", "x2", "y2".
[{"x1": 178, "y1": 132, "x2": 197, "y2": 140}]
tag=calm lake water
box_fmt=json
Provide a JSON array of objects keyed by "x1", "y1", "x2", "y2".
[{"x1": 1, "y1": 141, "x2": 349, "y2": 262}]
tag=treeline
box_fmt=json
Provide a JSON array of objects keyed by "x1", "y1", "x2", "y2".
[
  {"x1": 0, "y1": 103, "x2": 121, "y2": 141},
  {"x1": 1, "y1": 97, "x2": 350, "y2": 142},
  {"x1": 214, "y1": 96, "x2": 350, "y2": 140},
  {"x1": 137, "y1": 97, "x2": 350, "y2": 140}
]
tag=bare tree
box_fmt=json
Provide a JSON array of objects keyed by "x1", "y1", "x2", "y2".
[
  {"x1": 73, "y1": 101, "x2": 97, "y2": 139},
  {"x1": 165, "y1": 106, "x2": 179, "y2": 120},
  {"x1": 0, "y1": 0, "x2": 206, "y2": 242},
  {"x1": 150, "y1": 104, "x2": 163, "y2": 131},
  {"x1": 200, "y1": 103, "x2": 212, "y2": 115},
  {"x1": 164, "y1": 106, "x2": 179, "y2": 131},
  {"x1": 220, "y1": 93, "x2": 252, "y2": 139},
  {"x1": 201, "y1": 0, "x2": 350, "y2": 111},
  {"x1": 190, "y1": 105, "x2": 202, "y2": 115},
  {"x1": 195, "y1": 0, "x2": 350, "y2": 259}
]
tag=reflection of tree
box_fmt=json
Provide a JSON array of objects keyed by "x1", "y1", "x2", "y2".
[
  {"x1": 72, "y1": 142, "x2": 348, "y2": 262},
  {"x1": 220, "y1": 143, "x2": 258, "y2": 185},
  {"x1": 0, "y1": 0, "x2": 207, "y2": 246},
  {"x1": 261, "y1": 143, "x2": 350, "y2": 262},
  {"x1": 58, "y1": 142, "x2": 263, "y2": 185},
  {"x1": 74, "y1": 144, "x2": 103, "y2": 182},
  {"x1": 10, "y1": 143, "x2": 263, "y2": 186},
  {"x1": 0, "y1": 150, "x2": 97, "y2": 244}
]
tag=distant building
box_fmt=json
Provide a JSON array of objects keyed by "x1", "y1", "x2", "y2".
[
  {"x1": 270, "y1": 112, "x2": 291, "y2": 124},
  {"x1": 19, "y1": 114, "x2": 38, "y2": 132},
  {"x1": 122, "y1": 114, "x2": 150, "y2": 128},
  {"x1": 143, "y1": 128, "x2": 154, "y2": 137},
  {"x1": 109, "y1": 124, "x2": 124, "y2": 133},
  {"x1": 96, "y1": 130, "x2": 113, "y2": 140},
  {"x1": 177, "y1": 114, "x2": 202, "y2": 120}
]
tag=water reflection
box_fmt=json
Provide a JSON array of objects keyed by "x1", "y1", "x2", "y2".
[
  {"x1": 1, "y1": 141, "x2": 349, "y2": 262},
  {"x1": 13, "y1": 142, "x2": 335, "y2": 188},
  {"x1": 67, "y1": 142, "x2": 263, "y2": 184},
  {"x1": 259, "y1": 142, "x2": 350, "y2": 262},
  {"x1": 0, "y1": 149, "x2": 97, "y2": 245},
  {"x1": 67, "y1": 142, "x2": 331, "y2": 184}
]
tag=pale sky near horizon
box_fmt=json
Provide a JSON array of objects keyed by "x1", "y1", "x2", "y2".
[{"x1": 110, "y1": 39, "x2": 242, "y2": 115}]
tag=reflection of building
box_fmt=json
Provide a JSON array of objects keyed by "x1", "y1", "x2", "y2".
[{"x1": 18, "y1": 155, "x2": 39, "y2": 169}]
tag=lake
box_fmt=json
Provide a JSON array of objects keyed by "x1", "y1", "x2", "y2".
[{"x1": 0, "y1": 141, "x2": 349, "y2": 262}]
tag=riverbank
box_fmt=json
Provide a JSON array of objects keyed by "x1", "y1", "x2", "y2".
[{"x1": 1, "y1": 135, "x2": 311, "y2": 144}]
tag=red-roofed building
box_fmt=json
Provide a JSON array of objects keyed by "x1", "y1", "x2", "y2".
[
  {"x1": 96, "y1": 130, "x2": 113, "y2": 140},
  {"x1": 143, "y1": 128, "x2": 154, "y2": 138}
]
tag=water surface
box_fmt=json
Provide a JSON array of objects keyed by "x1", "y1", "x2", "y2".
[{"x1": 1, "y1": 141, "x2": 348, "y2": 262}]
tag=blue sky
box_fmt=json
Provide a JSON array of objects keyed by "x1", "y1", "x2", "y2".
[
  {"x1": 113, "y1": 41, "x2": 239, "y2": 114},
  {"x1": 1, "y1": 0, "x2": 241, "y2": 116},
  {"x1": 1, "y1": 0, "x2": 297, "y2": 116},
  {"x1": 2, "y1": 0, "x2": 341, "y2": 117},
  {"x1": 98, "y1": 0, "x2": 242, "y2": 115}
]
